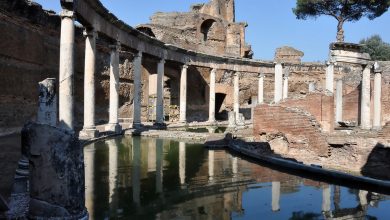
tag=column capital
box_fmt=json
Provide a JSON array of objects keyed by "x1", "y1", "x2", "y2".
[
  {"x1": 158, "y1": 58, "x2": 165, "y2": 64},
  {"x1": 233, "y1": 71, "x2": 240, "y2": 77},
  {"x1": 258, "y1": 73, "x2": 265, "y2": 78},
  {"x1": 60, "y1": 9, "x2": 75, "y2": 19},
  {"x1": 83, "y1": 29, "x2": 98, "y2": 38},
  {"x1": 134, "y1": 51, "x2": 143, "y2": 58},
  {"x1": 182, "y1": 64, "x2": 189, "y2": 69},
  {"x1": 109, "y1": 42, "x2": 121, "y2": 51},
  {"x1": 374, "y1": 62, "x2": 383, "y2": 74},
  {"x1": 211, "y1": 68, "x2": 217, "y2": 73},
  {"x1": 273, "y1": 62, "x2": 284, "y2": 66}
]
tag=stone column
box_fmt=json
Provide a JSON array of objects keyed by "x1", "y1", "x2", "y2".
[
  {"x1": 208, "y1": 68, "x2": 216, "y2": 123},
  {"x1": 272, "y1": 181, "x2": 280, "y2": 212},
  {"x1": 179, "y1": 65, "x2": 188, "y2": 123},
  {"x1": 106, "y1": 42, "x2": 122, "y2": 133},
  {"x1": 37, "y1": 78, "x2": 57, "y2": 126},
  {"x1": 282, "y1": 71, "x2": 289, "y2": 100},
  {"x1": 360, "y1": 64, "x2": 372, "y2": 130},
  {"x1": 179, "y1": 142, "x2": 186, "y2": 186},
  {"x1": 133, "y1": 51, "x2": 143, "y2": 128},
  {"x1": 326, "y1": 61, "x2": 335, "y2": 93},
  {"x1": 373, "y1": 62, "x2": 382, "y2": 130},
  {"x1": 156, "y1": 59, "x2": 165, "y2": 125},
  {"x1": 258, "y1": 73, "x2": 265, "y2": 104},
  {"x1": 80, "y1": 29, "x2": 98, "y2": 138},
  {"x1": 234, "y1": 72, "x2": 240, "y2": 121},
  {"x1": 308, "y1": 82, "x2": 316, "y2": 92},
  {"x1": 335, "y1": 80, "x2": 343, "y2": 123},
  {"x1": 274, "y1": 63, "x2": 283, "y2": 103},
  {"x1": 59, "y1": 10, "x2": 75, "y2": 130}
]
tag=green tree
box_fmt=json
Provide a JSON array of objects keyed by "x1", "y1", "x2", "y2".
[
  {"x1": 360, "y1": 35, "x2": 390, "y2": 60},
  {"x1": 293, "y1": 0, "x2": 390, "y2": 42}
]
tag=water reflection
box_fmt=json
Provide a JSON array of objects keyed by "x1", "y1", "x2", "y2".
[{"x1": 84, "y1": 137, "x2": 390, "y2": 219}]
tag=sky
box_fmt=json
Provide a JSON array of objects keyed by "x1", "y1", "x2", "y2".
[{"x1": 35, "y1": 0, "x2": 390, "y2": 62}]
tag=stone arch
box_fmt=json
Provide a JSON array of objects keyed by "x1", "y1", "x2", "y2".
[
  {"x1": 200, "y1": 19, "x2": 217, "y2": 42},
  {"x1": 136, "y1": 26, "x2": 156, "y2": 38}
]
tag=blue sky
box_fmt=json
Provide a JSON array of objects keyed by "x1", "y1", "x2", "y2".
[{"x1": 35, "y1": 0, "x2": 389, "y2": 62}]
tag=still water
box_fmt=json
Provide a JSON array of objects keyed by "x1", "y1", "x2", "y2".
[{"x1": 84, "y1": 137, "x2": 390, "y2": 219}]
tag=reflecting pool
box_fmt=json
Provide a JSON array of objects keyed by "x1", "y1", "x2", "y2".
[{"x1": 84, "y1": 136, "x2": 390, "y2": 219}]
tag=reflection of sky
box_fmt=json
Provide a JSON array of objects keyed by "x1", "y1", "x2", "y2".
[{"x1": 84, "y1": 136, "x2": 390, "y2": 220}]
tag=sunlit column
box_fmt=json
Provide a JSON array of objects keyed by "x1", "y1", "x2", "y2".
[
  {"x1": 179, "y1": 142, "x2": 186, "y2": 185},
  {"x1": 179, "y1": 65, "x2": 188, "y2": 123},
  {"x1": 208, "y1": 150, "x2": 215, "y2": 183},
  {"x1": 59, "y1": 9, "x2": 75, "y2": 130},
  {"x1": 156, "y1": 139, "x2": 164, "y2": 193},
  {"x1": 108, "y1": 140, "x2": 118, "y2": 205},
  {"x1": 335, "y1": 79, "x2": 343, "y2": 123},
  {"x1": 282, "y1": 71, "x2": 289, "y2": 100},
  {"x1": 208, "y1": 68, "x2": 216, "y2": 123},
  {"x1": 272, "y1": 182, "x2": 280, "y2": 212},
  {"x1": 322, "y1": 185, "x2": 331, "y2": 212},
  {"x1": 326, "y1": 61, "x2": 335, "y2": 93},
  {"x1": 258, "y1": 73, "x2": 265, "y2": 104},
  {"x1": 373, "y1": 62, "x2": 382, "y2": 130},
  {"x1": 360, "y1": 64, "x2": 372, "y2": 130},
  {"x1": 132, "y1": 137, "x2": 141, "y2": 206},
  {"x1": 274, "y1": 63, "x2": 283, "y2": 103},
  {"x1": 84, "y1": 143, "x2": 95, "y2": 219},
  {"x1": 234, "y1": 72, "x2": 240, "y2": 121},
  {"x1": 156, "y1": 59, "x2": 165, "y2": 124},
  {"x1": 133, "y1": 51, "x2": 143, "y2": 127}
]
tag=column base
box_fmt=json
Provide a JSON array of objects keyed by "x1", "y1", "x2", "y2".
[
  {"x1": 153, "y1": 122, "x2": 167, "y2": 129},
  {"x1": 79, "y1": 127, "x2": 99, "y2": 139},
  {"x1": 105, "y1": 123, "x2": 122, "y2": 134},
  {"x1": 132, "y1": 123, "x2": 143, "y2": 129},
  {"x1": 373, "y1": 126, "x2": 382, "y2": 131}
]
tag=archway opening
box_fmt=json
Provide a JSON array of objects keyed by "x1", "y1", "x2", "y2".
[{"x1": 200, "y1": 19, "x2": 216, "y2": 42}]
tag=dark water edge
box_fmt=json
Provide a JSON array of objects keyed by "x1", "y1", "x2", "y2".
[{"x1": 84, "y1": 136, "x2": 390, "y2": 220}]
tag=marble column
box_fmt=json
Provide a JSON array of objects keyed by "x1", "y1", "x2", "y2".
[
  {"x1": 156, "y1": 139, "x2": 163, "y2": 193},
  {"x1": 156, "y1": 59, "x2": 165, "y2": 124},
  {"x1": 258, "y1": 73, "x2": 265, "y2": 104},
  {"x1": 282, "y1": 71, "x2": 289, "y2": 100},
  {"x1": 80, "y1": 29, "x2": 98, "y2": 138},
  {"x1": 308, "y1": 82, "x2": 316, "y2": 92},
  {"x1": 132, "y1": 137, "x2": 141, "y2": 205},
  {"x1": 274, "y1": 63, "x2": 283, "y2": 103},
  {"x1": 179, "y1": 142, "x2": 186, "y2": 185},
  {"x1": 209, "y1": 68, "x2": 216, "y2": 122},
  {"x1": 106, "y1": 42, "x2": 122, "y2": 133},
  {"x1": 179, "y1": 65, "x2": 188, "y2": 123},
  {"x1": 208, "y1": 150, "x2": 214, "y2": 183},
  {"x1": 133, "y1": 51, "x2": 143, "y2": 128},
  {"x1": 360, "y1": 64, "x2": 372, "y2": 130},
  {"x1": 272, "y1": 181, "x2": 280, "y2": 212},
  {"x1": 322, "y1": 185, "x2": 331, "y2": 212},
  {"x1": 234, "y1": 72, "x2": 240, "y2": 121},
  {"x1": 336, "y1": 80, "x2": 343, "y2": 123},
  {"x1": 59, "y1": 9, "x2": 75, "y2": 130},
  {"x1": 326, "y1": 61, "x2": 335, "y2": 93},
  {"x1": 373, "y1": 62, "x2": 382, "y2": 130}
]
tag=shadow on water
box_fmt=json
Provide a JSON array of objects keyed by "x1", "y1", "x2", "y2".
[{"x1": 84, "y1": 136, "x2": 390, "y2": 220}]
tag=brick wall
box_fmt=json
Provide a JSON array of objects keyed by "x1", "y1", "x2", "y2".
[{"x1": 253, "y1": 105, "x2": 329, "y2": 156}]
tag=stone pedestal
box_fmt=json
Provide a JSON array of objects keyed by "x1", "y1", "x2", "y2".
[
  {"x1": 133, "y1": 51, "x2": 143, "y2": 127},
  {"x1": 360, "y1": 64, "x2": 372, "y2": 130},
  {"x1": 37, "y1": 78, "x2": 57, "y2": 126},
  {"x1": 80, "y1": 29, "x2": 98, "y2": 138},
  {"x1": 179, "y1": 65, "x2": 188, "y2": 123},
  {"x1": 258, "y1": 73, "x2": 264, "y2": 104},
  {"x1": 156, "y1": 59, "x2": 165, "y2": 125},
  {"x1": 59, "y1": 10, "x2": 75, "y2": 130},
  {"x1": 373, "y1": 62, "x2": 382, "y2": 130},
  {"x1": 208, "y1": 68, "x2": 216, "y2": 123},
  {"x1": 106, "y1": 43, "x2": 122, "y2": 133},
  {"x1": 274, "y1": 63, "x2": 283, "y2": 103}
]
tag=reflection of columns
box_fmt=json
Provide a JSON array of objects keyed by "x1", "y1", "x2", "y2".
[
  {"x1": 274, "y1": 63, "x2": 283, "y2": 103},
  {"x1": 326, "y1": 61, "x2": 334, "y2": 93},
  {"x1": 208, "y1": 150, "x2": 214, "y2": 182},
  {"x1": 272, "y1": 182, "x2": 280, "y2": 212},
  {"x1": 179, "y1": 142, "x2": 186, "y2": 185},
  {"x1": 81, "y1": 29, "x2": 98, "y2": 137},
  {"x1": 359, "y1": 190, "x2": 368, "y2": 206},
  {"x1": 108, "y1": 140, "x2": 118, "y2": 204},
  {"x1": 322, "y1": 185, "x2": 331, "y2": 212},
  {"x1": 234, "y1": 72, "x2": 240, "y2": 121},
  {"x1": 258, "y1": 73, "x2": 265, "y2": 104},
  {"x1": 59, "y1": 10, "x2": 75, "y2": 130},
  {"x1": 156, "y1": 59, "x2": 165, "y2": 124},
  {"x1": 156, "y1": 139, "x2": 163, "y2": 193},
  {"x1": 373, "y1": 63, "x2": 382, "y2": 130},
  {"x1": 106, "y1": 42, "x2": 122, "y2": 133},
  {"x1": 209, "y1": 68, "x2": 216, "y2": 122},
  {"x1": 232, "y1": 156, "x2": 238, "y2": 176},
  {"x1": 282, "y1": 71, "x2": 289, "y2": 100},
  {"x1": 132, "y1": 137, "x2": 141, "y2": 205},
  {"x1": 179, "y1": 65, "x2": 188, "y2": 123},
  {"x1": 361, "y1": 64, "x2": 372, "y2": 130},
  {"x1": 335, "y1": 79, "x2": 343, "y2": 123},
  {"x1": 84, "y1": 144, "x2": 95, "y2": 219},
  {"x1": 133, "y1": 51, "x2": 143, "y2": 127}
]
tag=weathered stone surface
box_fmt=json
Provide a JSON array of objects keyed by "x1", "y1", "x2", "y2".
[
  {"x1": 274, "y1": 46, "x2": 304, "y2": 64},
  {"x1": 21, "y1": 122, "x2": 86, "y2": 218}
]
